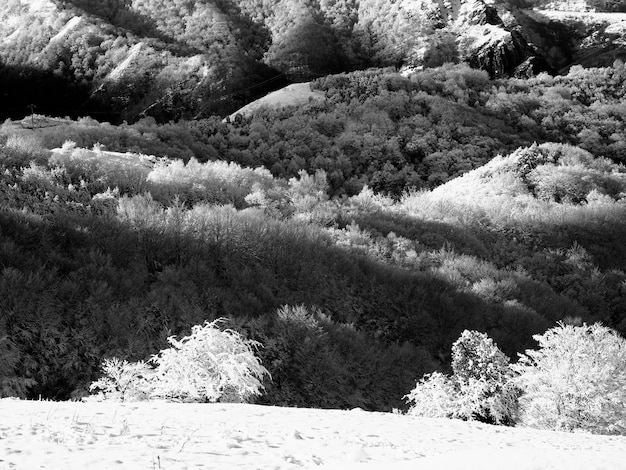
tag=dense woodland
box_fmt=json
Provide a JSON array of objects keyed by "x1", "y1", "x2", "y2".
[
  {"x1": 1, "y1": 61, "x2": 625, "y2": 410},
  {"x1": 2, "y1": 0, "x2": 624, "y2": 123},
  {"x1": 6, "y1": 64, "x2": 625, "y2": 193}
]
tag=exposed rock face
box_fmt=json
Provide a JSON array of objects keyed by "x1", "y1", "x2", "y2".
[
  {"x1": 459, "y1": 0, "x2": 504, "y2": 26},
  {"x1": 453, "y1": 0, "x2": 545, "y2": 78},
  {"x1": 513, "y1": 55, "x2": 554, "y2": 78},
  {"x1": 511, "y1": 9, "x2": 626, "y2": 73},
  {"x1": 466, "y1": 29, "x2": 546, "y2": 78}
]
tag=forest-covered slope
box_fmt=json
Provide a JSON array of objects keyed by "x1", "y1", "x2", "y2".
[
  {"x1": 1, "y1": 0, "x2": 624, "y2": 122},
  {"x1": 1, "y1": 64, "x2": 624, "y2": 409},
  {"x1": 7, "y1": 64, "x2": 622, "y2": 195}
]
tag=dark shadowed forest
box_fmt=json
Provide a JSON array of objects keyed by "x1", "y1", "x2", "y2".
[{"x1": 1, "y1": 60, "x2": 625, "y2": 409}]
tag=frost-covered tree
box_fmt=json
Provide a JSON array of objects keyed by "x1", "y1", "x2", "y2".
[
  {"x1": 405, "y1": 330, "x2": 518, "y2": 425},
  {"x1": 89, "y1": 358, "x2": 153, "y2": 402},
  {"x1": 513, "y1": 322, "x2": 626, "y2": 435},
  {"x1": 451, "y1": 330, "x2": 519, "y2": 424},
  {"x1": 452, "y1": 330, "x2": 512, "y2": 384},
  {"x1": 149, "y1": 319, "x2": 270, "y2": 403},
  {"x1": 404, "y1": 371, "x2": 458, "y2": 418},
  {"x1": 90, "y1": 319, "x2": 270, "y2": 403}
]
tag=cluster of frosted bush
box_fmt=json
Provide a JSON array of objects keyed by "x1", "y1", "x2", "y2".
[
  {"x1": 90, "y1": 316, "x2": 626, "y2": 435},
  {"x1": 146, "y1": 159, "x2": 337, "y2": 224},
  {"x1": 405, "y1": 324, "x2": 626, "y2": 435},
  {"x1": 147, "y1": 158, "x2": 276, "y2": 208},
  {"x1": 51, "y1": 141, "x2": 151, "y2": 195},
  {"x1": 90, "y1": 319, "x2": 270, "y2": 403},
  {"x1": 405, "y1": 330, "x2": 519, "y2": 425},
  {"x1": 513, "y1": 323, "x2": 626, "y2": 434}
]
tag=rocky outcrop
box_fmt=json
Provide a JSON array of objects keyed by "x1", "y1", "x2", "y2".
[
  {"x1": 511, "y1": 8, "x2": 626, "y2": 72},
  {"x1": 466, "y1": 29, "x2": 554, "y2": 77},
  {"x1": 412, "y1": 0, "x2": 549, "y2": 78},
  {"x1": 439, "y1": 0, "x2": 549, "y2": 78},
  {"x1": 465, "y1": 30, "x2": 530, "y2": 77},
  {"x1": 457, "y1": 0, "x2": 504, "y2": 26},
  {"x1": 454, "y1": 0, "x2": 547, "y2": 78},
  {"x1": 513, "y1": 55, "x2": 554, "y2": 78}
]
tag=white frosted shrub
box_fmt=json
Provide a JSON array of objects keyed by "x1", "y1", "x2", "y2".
[
  {"x1": 60, "y1": 140, "x2": 77, "y2": 152},
  {"x1": 244, "y1": 181, "x2": 292, "y2": 218},
  {"x1": 148, "y1": 319, "x2": 270, "y2": 403},
  {"x1": 90, "y1": 319, "x2": 270, "y2": 403},
  {"x1": 288, "y1": 169, "x2": 336, "y2": 225},
  {"x1": 513, "y1": 322, "x2": 626, "y2": 435},
  {"x1": 404, "y1": 372, "x2": 458, "y2": 418},
  {"x1": 348, "y1": 185, "x2": 394, "y2": 212},
  {"x1": 147, "y1": 158, "x2": 275, "y2": 206},
  {"x1": 455, "y1": 376, "x2": 519, "y2": 424},
  {"x1": 452, "y1": 330, "x2": 518, "y2": 424},
  {"x1": 405, "y1": 330, "x2": 518, "y2": 424},
  {"x1": 89, "y1": 357, "x2": 153, "y2": 402},
  {"x1": 452, "y1": 330, "x2": 513, "y2": 386}
]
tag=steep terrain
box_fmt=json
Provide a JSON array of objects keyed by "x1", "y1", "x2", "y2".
[
  {"x1": 508, "y1": 7, "x2": 626, "y2": 71},
  {"x1": 2, "y1": 0, "x2": 621, "y2": 122},
  {"x1": 0, "y1": 0, "x2": 285, "y2": 121},
  {"x1": 225, "y1": 82, "x2": 325, "y2": 120},
  {"x1": 1, "y1": 67, "x2": 625, "y2": 403},
  {"x1": 1, "y1": 0, "x2": 625, "y2": 416}
]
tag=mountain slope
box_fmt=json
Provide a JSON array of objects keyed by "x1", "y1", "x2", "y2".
[
  {"x1": 508, "y1": 7, "x2": 626, "y2": 71},
  {"x1": 225, "y1": 82, "x2": 325, "y2": 120},
  {"x1": 2, "y1": 112, "x2": 625, "y2": 404},
  {"x1": 0, "y1": 0, "x2": 285, "y2": 121},
  {"x1": 2, "y1": 0, "x2": 615, "y2": 122}
]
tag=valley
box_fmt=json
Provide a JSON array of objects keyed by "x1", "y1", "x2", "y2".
[{"x1": 0, "y1": 0, "x2": 625, "y2": 455}]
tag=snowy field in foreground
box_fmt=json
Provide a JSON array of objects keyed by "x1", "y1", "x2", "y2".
[{"x1": 1, "y1": 399, "x2": 625, "y2": 469}]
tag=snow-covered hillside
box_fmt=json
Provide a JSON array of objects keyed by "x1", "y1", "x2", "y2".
[
  {"x1": 525, "y1": 8, "x2": 626, "y2": 25},
  {"x1": 226, "y1": 83, "x2": 325, "y2": 121},
  {"x1": 1, "y1": 399, "x2": 625, "y2": 469}
]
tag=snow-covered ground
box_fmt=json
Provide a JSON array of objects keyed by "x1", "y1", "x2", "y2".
[
  {"x1": 1, "y1": 399, "x2": 625, "y2": 469},
  {"x1": 526, "y1": 8, "x2": 626, "y2": 24},
  {"x1": 225, "y1": 83, "x2": 325, "y2": 121},
  {"x1": 108, "y1": 43, "x2": 145, "y2": 81},
  {"x1": 48, "y1": 16, "x2": 83, "y2": 43},
  {"x1": 50, "y1": 146, "x2": 157, "y2": 176}
]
